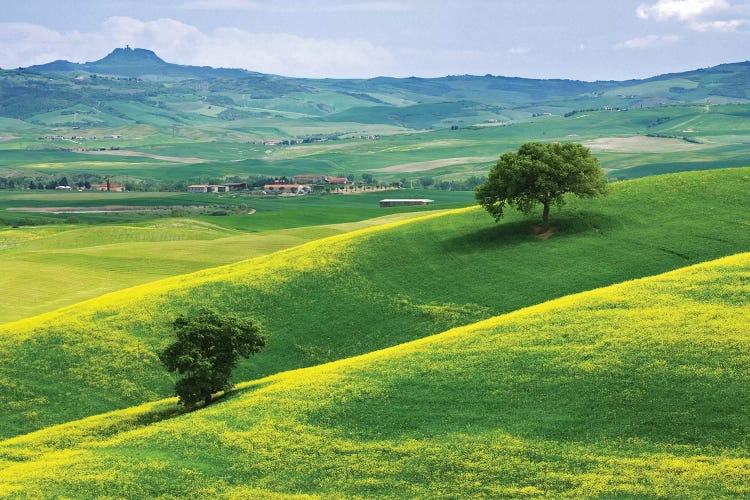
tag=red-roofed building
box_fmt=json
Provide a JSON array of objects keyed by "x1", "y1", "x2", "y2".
[
  {"x1": 91, "y1": 182, "x2": 126, "y2": 192},
  {"x1": 325, "y1": 177, "x2": 349, "y2": 185}
]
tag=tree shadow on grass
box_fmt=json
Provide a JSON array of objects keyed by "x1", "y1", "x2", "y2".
[
  {"x1": 440, "y1": 212, "x2": 618, "y2": 254},
  {"x1": 130, "y1": 403, "x2": 190, "y2": 427},
  {"x1": 128, "y1": 380, "x2": 272, "y2": 430},
  {"x1": 211, "y1": 379, "x2": 275, "y2": 405}
]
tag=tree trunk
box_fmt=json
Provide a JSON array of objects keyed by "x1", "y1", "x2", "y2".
[{"x1": 542, "y1": 202, "x2": 550, "y2": 229}]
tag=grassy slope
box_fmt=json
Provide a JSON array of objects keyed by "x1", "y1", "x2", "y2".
[
  {"x1": 0, "y1": 211, "x2": 443, "y2": 323},
  {"x1": 0, "y1": 168, "x2": 747, "y2": 440},
  {"x1": 0, "y1": 252, "x2": 748, "y2": 498}
]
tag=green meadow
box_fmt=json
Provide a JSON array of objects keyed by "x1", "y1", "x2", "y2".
[
  {"x1": 0, "y1": 251, "x2": 747, "y2": 498},
  {"x1": 0, "y1": 190, "x2": 471, "y2": 322},
  {"x1": 0, "y1": 213, "x2": 440, "y2": 323},
  {"x1": 0, "y1": 189, "x2": 472, "y2": 228},
  {"x1": 0, "y1": 168, "x2": 747, "y2": 442}
]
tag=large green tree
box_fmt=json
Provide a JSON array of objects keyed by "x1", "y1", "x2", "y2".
[
  {"x1": 159, "y1": 308, "x2": 266, "y2": 407},
  {"x1": 475, "y1": 142, "x2": 608, "y2": 228}
]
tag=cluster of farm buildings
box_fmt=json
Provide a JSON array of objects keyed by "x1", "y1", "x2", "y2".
[
  {"x1": 186, "y1": 173, "x2": 434, "y2": 207},
  {"x1": 187, "y1": 174, "x2": 351, "y2": 195}
]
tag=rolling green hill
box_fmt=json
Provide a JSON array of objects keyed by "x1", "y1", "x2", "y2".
[
  {"x1": 20, "y1": 48, "x2": 750, "y2": 109},
  {"x1": 0, "y1": 251, "x2": 747, "y2": 497},
  {"x1": 0, "y1": 208, "x2": 454, "y2": 323},
  {"x1": 3, "y1": 100, "x2": 748, "y2": 190},
  {"x1": 0, "y1": 168, "x2": 747, "y2": 440}
]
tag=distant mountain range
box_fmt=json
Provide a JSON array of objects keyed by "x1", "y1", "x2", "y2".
[
  {"x1": 1, "y1": 47, "x2": 749, "y2": 130},
  {"x1": 21, "y1": 46, "x2": 750, "y2": 96}
]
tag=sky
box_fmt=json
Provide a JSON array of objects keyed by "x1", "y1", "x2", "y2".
[{"x1": 1, "y1": 0, "x2": 748, "y2": 81}]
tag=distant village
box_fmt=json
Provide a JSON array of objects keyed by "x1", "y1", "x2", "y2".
[{"x1": 188, "y1": 174, "x2": 396, "y2": 196}]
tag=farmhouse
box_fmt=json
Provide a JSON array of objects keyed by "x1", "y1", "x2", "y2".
[
  {"x1": 292, "y1": 175, "x2": 351, "y2": 185},
  {"x1": 326, "y1": 177, "x2": 349, "y2": 185},
  {"x1": 263, "y1": 184, "x2": 311, "y2": 195},
  {"x1": 379, "y1": 199, "x2": 434, "y2": 207},
  {"x1": 91, "y1": 182, "x2": 125, "y2": 192}
]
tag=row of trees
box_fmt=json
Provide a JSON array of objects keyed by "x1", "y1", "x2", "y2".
[
  {"x1": 392, "y1": 175, "x2": 485, "y2": 191},
  {"x1": 0, "y1": 174, "x2": 102, "y2": 190},
  {"x1": 0, "y1": 175, "x2": 189, "y2": 192}
]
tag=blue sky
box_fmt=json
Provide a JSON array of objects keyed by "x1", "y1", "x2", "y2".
[{"x1": 1, "y1": 0, "x2": 748, "y2": 80}]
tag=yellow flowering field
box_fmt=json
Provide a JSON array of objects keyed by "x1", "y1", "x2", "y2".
[{"x1": 0, "y1": 252, "x2": 747, "y2": 497}]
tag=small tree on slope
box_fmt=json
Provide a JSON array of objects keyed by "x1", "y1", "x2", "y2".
[
  {"x1": 475, "y1": 142, "x2": 608, "y2": 229},
  {"x1": 159, "y1": 308, "x2": 266, "y2": 407}
]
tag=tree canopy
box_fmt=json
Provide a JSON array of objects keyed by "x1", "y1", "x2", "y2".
[
  {"x1": 475, "y1": 142, "x2": 608, "y2": 228},
  {"x1": 159, "y1": 308, "x2": 266, "y2": 407}
]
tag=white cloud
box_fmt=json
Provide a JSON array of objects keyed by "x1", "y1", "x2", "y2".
[
  {"x1": 615, "y1": 34, "x2": 682, "y2": 49},
  {"x1": 0, "y1": 23, "x2": 106, "y2": 67},
  {"x1": 190, "y1": 28, "x2": 396, "y2": 77},
  {"x1": 690, "y1": 18, "x2": 750, "y2": 30},
  {"x1": 636, "y1": 0, "x2": 730, "y2": 20},
  {"x1": 0, "y1": 17, "x2": 397, "y2": 78}
]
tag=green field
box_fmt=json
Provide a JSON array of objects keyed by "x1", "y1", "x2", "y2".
[
  {"x1": 0, "y1": 190, "x2": 472, "y2": 322},
  {"x1": 0, "y1": 251, "x2": 747, "y2": 497},
  {"x1": 0, "y1": 213, "x2": 442, "y2": 323},
  {"x1": 0, "y1": 168, "x2": 748, "y2": 442},
  {"x1": 0, "y1": 189, "x2": 472, "y2": 228}
]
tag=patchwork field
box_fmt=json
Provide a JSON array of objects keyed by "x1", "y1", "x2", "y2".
[
  {"x1": 0, "y1": 251, "x2": 747, "y2": 497},
  {"x1": 3, "y1": 103, "x2": 750, "y2": 186}
]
